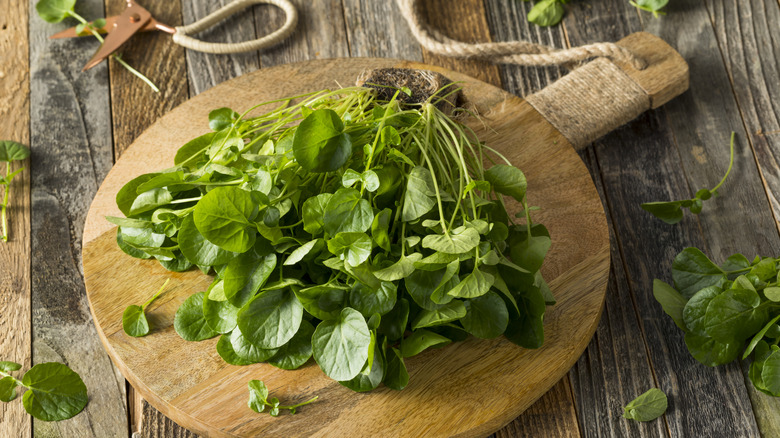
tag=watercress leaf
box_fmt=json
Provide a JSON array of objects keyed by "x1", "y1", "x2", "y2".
[
  {"x1": 35, "y1": 0, "x2": 76, "y2": 23},
  {"x1": 414, "y1": 252, "x2": 459, "y2": 271},
  {"x1": 672, "y1": 248, "x2": 727, "y2": 299},
  {"x1": 122, "y1": 305, "x2": 150, "y2": 337},
  {"x1": 350, "y1": 281, "x2": 397, "y2": 318},
  {"x1": 116, "y1": 228, "x2": 152, "y2": 259},
  {"x1": 765, "y1": 287, "x2": 780, "y2": 302},
  {"x1": 750, "y1": 258, "x2": 777, "y2": 281},
  {"x1": 652, "y1": 279, "x2": 688, "y2": 330},
  {"x1": 371, "y1": 208, "x2": 392, "y2": 252},
  {"x1": 411, "y1": 300, "x2": 466, "y2": 329},
  {"x1": 401, "y1": 167, "x2": 437, "y2": 222},
  {"x1": 302, "y1": 193, "x2": 332, "y2": 235},
  {"x1": 0, "y1": 140, "x2": 31, "y2": 162},
  {"x1": 383, "y1": 347, "x2": 409, "y2": 391},
  {"x1": 641, "y1": 201, "x2": 684, "y2": 224},
  {"x1": 721, "y1": 253, "x2": 750, "y2": 272},
  {"x1": 761, "y1": 349, "x2": 780, "y2": 396},
  {"x1": 750, "y1": 342, "x2": 773, "y2": 394},
  {"x1": 509, "y1": 228, "x2": 551, "y2": 272},
  {"x1": 194, "y1": 186, "x2": 257, "y2": 252},
  {"x1": 689, "y1": 198, "x2": 703, "y2": 214},
  {"x1": 130, "y1": 187, "x2": 173, "y2": 216},
  {"x1": 400, "y1": 329, "x2": 451, "y2": 358},
  {"x1": 284, "y1": 239, "x2": 323, "y2": 266},
  {"x1": 362, "y1": 170, "x2": 380, "y2": 192},
  {"x1": 527, "y1": 0, "x2": 564, "y2": 27},
  {"x1": 460, "y1": 291, "x2": 509, "y2": 338},
  {"x1": 0, "y1": 376, "x2": 17, "y2": 402},
  {"x1": 0, "y1": 361, "x2": 22, "y2": 372},
  {"x1": 116, "y1": 173, "x2": 158, "y2": 216},
  {"x1": 248, "y1": 380, "x2": 269, "y2": 413},
  {"x1": 485, "y1": 164, "x2": 527, "y2": 202},
  {"x1": 294, "y1": 285, "x2": 349, "y2": 320},
  {"x1": 340, "y1": 343, "x2": 384, "y2": 392},
  {"x1": 422, "y1": 226, "x2": 480, "y2": 254},
  {"x1": 312, "y1": 307, "x2": 371, "y2": 381},
  {"x1": 447, "y1": 269, "x2": 495, "y2": 299},
  {"x1": 216, "y1": 333, "x2": 256, "y2": 366},
  {"x1": 405, "y1": 265, "x2": 457, "y2": 310},
  {"x1": 178, "y1": 214, "x2": 237, "y2": 266},
  {"x1": 380, "y1": 125, "x2": 401, "y2": 146},
  {"x1": 174, "y1": 292, "x2": 219, "y2": 341},
  {"x1": 324, "y1": 188, "x2": 374, "y2": 235},
  {"x1": 744, "y1": 315, "x2": 780, "y2": 360},
  {"x1": 21, "y1": 362, "x2": 88, "y2": 421},
  {"x1": 293, "y1": 109, "x2": 352, "y2": 173},
  {"x1": 342, "y1": 169, "x2": 362, "y2": 188},
  {"x1": 327, "y1": 232, "x2": 372, "y2": 267},
  {"x1": 684, "y1": 332, "x2": 740, "y2": 366},
  {"x1": 704, "y1": 287, "x2": 768, "y2": 342},
  {"x1": 223, "y1": 250, "x2": 276, "y2": 308},
  {"x1": 682, "y1": 286, "x2": 722, "y2": 336},
  {"x1": 379, "y1": 298, "x2": 409, "y2": 341},
  {"x1": 237, "y1": 289, "x2": 303, "y2": 349},
  {"x1": 209, "y1": 108, "x2": 240, "y2": 131},
  {"x1": 374, "y1": 253, "x2": 422, "y2": 281},
  {"x1": 504, "y1": 274, "x2": 546, "y2": 349},
  {"x1": 203, "y1": 295, "x2": 240, "y2": 334},
  {"x1": 623, "y1": 388, "x2": 668, "y2": 422},
  {"x1": 230, "y1": 326, "x2": 278, "y2": 362},
  {"x1": 631, "y1": 0, "x2": 669, "y2": 13},
  {"x1": 388, "y1": 148, "x2": 415, "y2": 167},
  {"x1": 268, "y1": 321, "x2": 315, "y2": 370}
]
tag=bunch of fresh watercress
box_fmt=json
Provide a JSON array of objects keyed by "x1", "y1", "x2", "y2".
[
  {"x1": 110, "y1": 84, "x2": 553, "y2": 392},
  {"x1": 0, "y1": 361, "x2": 88, "y2": 421},
  {"x1": 642, "y1": 132, "x2": 735, "y2": 224},
  {"x1": 248, "y1": 380, "x2": 317, "y2": 416},
  {"x1": 655, "y1": 247, "x2": 780, "y2": 395},
  {"x1": 0, "y1": 141, "x2": 30, "y2": 243},
  {"x1": 35, "y1": 0, "x2": 159, "y2": 92}
]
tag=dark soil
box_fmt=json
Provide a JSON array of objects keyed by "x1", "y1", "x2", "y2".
[{"x1": 356, "y1": 68, "x2": 462, "y2": 111}]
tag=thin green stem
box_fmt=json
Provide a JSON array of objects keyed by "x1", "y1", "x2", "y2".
[
  {"x1": 142, "y1": 279, "x2": 170, "y2": 310},
  {"x1": 710, "y1": 132, "x2": 736, "y2": 193},
  {"x1": 0, "y1": 369, "x2": 24, "y2": 387},
  {"x1": 169, "y1": 197, "x2": 202, "y2": 204},
  {"x1": 278, "y1": 395, "x2": 318, "y2": 410},
  {"x1": 1, "y1": 162, "x2": 10, "y2": 242}
]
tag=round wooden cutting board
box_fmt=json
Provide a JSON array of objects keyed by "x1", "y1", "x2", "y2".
[{"x1": 82, "y1": 58, "x2": 609, "y2": 437}]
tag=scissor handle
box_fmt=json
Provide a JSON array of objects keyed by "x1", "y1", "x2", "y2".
[{"x1": 172, "y1": 0, "x2": 297, "y2": 54}]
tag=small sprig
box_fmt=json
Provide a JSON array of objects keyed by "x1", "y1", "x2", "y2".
[
  {"x1": 629, "y1": 0, "x2": 669, "y2": 18},
  {"x1": 35, "y1": 0, "x2": 159, "y2": 92},
  {"x1": 123, "y1": 279, "x2": 170, "y2": 337},
  {"x1": 0, "y1": 141, "x2": 30, "y2": 243},
  {"x1": 247, "y1": 380, "x2": 318, "y2": 416},
  {"x1": 641, "y1": 132, "x2": 735, "y2": 224},
  {"x1": 0, "y1": 361, "x2": 88, "y2": 421}
]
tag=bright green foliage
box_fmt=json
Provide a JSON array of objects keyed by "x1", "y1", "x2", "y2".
[
  {"x1": 642, "y1": 133, "x2": 735, "y2": 224},
  {"x1": 111, "y1": 86, "x2": 553, "y2": 392},
  {"x1": 655, "y1": 247, "x2": 780, "y2": 395},
  {"x1": 247, "y1": 380, "x2": 317, "y2": 416},
  {"x1": 623, "y1": 388, "x2": 668, "y2": 422},
  {"x1": 527, "y1": 0, "x2": 566, "y2": 27},
  {"x1": 0, "y1": 141, "x2": 30, "y2": 243},
  {"x1": 0, "y1": 361, "x2": 88, "y2": 421},
  {"x1": 122, "y1": 279, "x2": 170, "y2": 337}
]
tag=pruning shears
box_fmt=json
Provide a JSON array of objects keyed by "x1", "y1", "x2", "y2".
[{"x1": 50, "y1": 0, "x2": 298, "y2": 71}]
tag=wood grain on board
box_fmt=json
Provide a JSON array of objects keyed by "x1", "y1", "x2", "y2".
[
  {"x1": 82, "y1": 59, "x2": 609, "y2": 437},
  {"x1": 27, "y1": 0, "x2": 126, "y2": 436},
  {"x1": 703, "y1": 0, "x2": 780, "y2": 434},
  {"x1": 0, "y1": 1, "x2": 31, "y2": 436}
]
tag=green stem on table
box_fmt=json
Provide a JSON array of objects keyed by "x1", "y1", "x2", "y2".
[
  {"x1": 68, "y1": 11, "x2": 160, "y2": 93},
  {"x1": 276, "y1": 395, "x2": 318, "y2": 411},
  {"x1": 710, "y1": 132, "x2": 736, "y2": 193},
  {"x1": 1, "y1": 162, "x2": 10, "y2": 242},
  {"x1": 142, "y1": 279, "x2": 170, "y2": 310}
]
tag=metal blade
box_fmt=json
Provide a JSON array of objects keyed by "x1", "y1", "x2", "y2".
[
  {"x1": 50, "y1": 17, "x2": 158, "y2": 39},
  {"x1": 82, "y1": 3, "x2": 152, "y2": 71}
]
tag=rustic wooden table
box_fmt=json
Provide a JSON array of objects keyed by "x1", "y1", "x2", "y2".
[{"x1": 2, "y1": 0, "x2": 779, "y2": 436}]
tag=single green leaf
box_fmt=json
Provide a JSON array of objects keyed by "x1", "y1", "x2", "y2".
[
  {"x1": 379, "y1": 298, "x2": 409, "y2": 341},
  {"x1": 623, "y1": 388, "x2": 668, "y2": 422},
  {"x1": 248, "y1": 380, "x2": 269, "y2": 413},
  {"x1": 684, "y1": 332, "x2": 740, "y2": 366},
  {"x1": 405, "y1": 264, "x2": 458, "y2": 310},
  {"x1": 349, "y1": 281, "x2": 397, "y2": 318},
  {"x1": 672, "y1": 248, "x2": 727, "y2": 299},
  {"x1": 177, "y1": 214, "x2": 237, "y2": 266},
  {"x1": 527, "y1": 0, "x2": 564, "y2": 27},
  {"x1": 0, "y1": 361, "x2": 22, "y2": 373},
  {"x1": 704, "y1": 288, "x2": 768, "y2": 342},
  {"x1": 371, "y1": 208, "x2": 392, "y2": 252},
  {"x1": 383, "y1": 347, "x2": 409, "y2": 390},
  {"x1": 400, "y1": 329, "x2": 451, "y2": 358},
  {"x1": 0, "y1": 376, "x2": 17, "y2": 402},
  {"x1": 422, "y1": 226, "x2": 480, "y2": 254},
  {"x1": 293, "y1": 109, "x2": 352, "y2": 173},
  {"x1": 485, "y1": 164, "x2": 527, "y2": 202},
  {"x1": 761, "y1": 349, "x2": 780, "y2": 396},
  {"x1": 447, "y1": 269, "x2": 495, "y2": 299},
  {"x1": 302, "y1": 193, "x2": 332, "y2": 235},
  {"x1": 764, "y1": 287, "x2": 780, "y2": 302},
  {"x1": 223, "y1": 249, "x2": 276, "y2": 308},
  {"x1": 209, "y1": 108, "x2": 240, "y2": 131},
  {"x1": 339, "y1": 343, "x2": 384, "y2": 392},
  {"x1": 269, "y1": 321, "x2": 315, "y2": 370},
  {"x1": 374, "y1": 253, "x2": 422, "y2": 282},
  {"x1": 401, "y1": 167, "x2": 437, "y2": 222},
  {"x1": 751, "y1": 258, "x2": 778, "y2": 281},
  {"x1": 460, "y1": 291, "x2": 509, "y2": 338},
  {"x1": 230, "y1": 327, "x2": 278, "y2": 363},
  {"x1": 284, "y1": 239, "x2": 323, "y2": 266},
  {"x1": 35, "y1": 0, "x2": 76, "y2": 23},
  {"x1": 237, "y1": 289, "x2": 303, "y2": 349},
  {"x1": 193, "y1": 186, "x2": 257, "y2": 253},
  {"x1": 0, "y1": 141, "x2": 31, "y2": 162},
  {"x1": 21, "y1": 362, "x2": 88, "y2": 421},
  {"x1": 744, "y1": 315, "x2": 780, "y2": 360},
  {"x1": 323, "y1": 188, "x2": 374, "y2": 236},
  {"x1": 312, "y1": 308, "x2": 371, "y2": 381},
  {"x1": 294, "y1": 285, "x2": 349, "y2": 320},
  {"x1": 122, "y1": 305, "x2": 150, "y2": 337},
  {"x1": 682, "y1": 286, "x2": 722, "y2": 336},
  {"x1": 327, "y1": 232, "x2": 372, "y2": 267},
  {"x1": 203, "y1": 295, "x2": 240, "y2": 334},
  {"x1": 641, "y1": 201, "x2": 685, "y2": 224},
  {"x1": 174, "y1": 292, "x2": 219, "y2": 341},
  {"x1": 412, "y1": 300, "x2": 467, "y2": 329},
  {"x1": 652, "y1": 279, "x2": 688, "y2": 330},
  {"x1": 509, "y1": 229, "x2": 551, "y2": 272},
  {"x1": 216, "y1": 333, "x2": 256, "y2": 366}
]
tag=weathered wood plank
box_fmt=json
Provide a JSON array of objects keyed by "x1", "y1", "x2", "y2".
[
  {"x1": 341, "y1": 0, "x2": 423, "y2": 60},
  {"x1": 483, "y1": 0, "x2": 567, "y2": 97},
  {"x1": 105, "y1": 0, "x2": 188, "y2": 159},
  {"x1": 181, "y1": 0, "x2": 261, "y2": 96},
  {"x1": 0, "y1": 1, "x2": 31, "y2": 436},
  {"x1": 256, "y1": 0, "x2": 349, "y2": 67},
  {"x1": 495, "y1": 378, "x2": 581, "y2": 438},
  {"x1": 28, "y1": 0, "x2": 126, "y2": 436},
  {"x1": 564, "y1": 0, "x2": 763, "y2": 435},
  {"x1": 702, "y1": 1, "x2": 780, "y2": 434},
  {"x1": 416, "y1": 0, "x2": 502, "y2": 87}
]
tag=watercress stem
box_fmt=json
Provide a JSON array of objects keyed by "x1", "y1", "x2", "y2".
[
  {"x1": 142, "y1": 279, "x2": 170, "y2": 310},
  {"x1": 710, "y1": 132, "x2": 736, "y2": 193},
  {"x1": 1, "y1": 162, "x2": 10, "y2": 242}
]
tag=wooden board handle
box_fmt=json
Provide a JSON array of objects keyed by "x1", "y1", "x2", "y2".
[{"x1": 526, "y1": 32, "x2": 689, "y2": 149}]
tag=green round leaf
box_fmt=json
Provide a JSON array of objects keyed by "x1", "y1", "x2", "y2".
[
  {"x1": 323, "y1": 188, "x2": 374, "y2": 236},
  {"x1": 237, "y1": 289, "x2": 303, "y2": 349},
  {"x1": 327, "y1": 232, "x2": 372, "y2": 267},
  {"x1": 527, "y1": 0, "x2": 564, "y2": 27},
  {"x1": 269, "y1": 321, "x2": 315, "y2": 370},
  {"x1": 122, "y1": 305, "x2": 150, "y2": 337},
  {"x1": 400, "y1": 329, "x2": 451, "y2": 358},
  {"x1": 223, "y1": 249, "x2": 276, "y2": 308},
  {"x1": 623, "y1": 388, "x2": 668, "y2": 422},
  {"x1": 203, "y1": 295, "x2": 240, "y2": 334},
  {"x1": 174, "y1": 292, "x2": 219, "y2": 342},
  {"x1": 312, "y1": 308, "x2": 371, "y2": 381},
  {"x1": 0, "y1": 376, "x2": 18, "y2": 402},
  {"x1": 302, "y1": 193, "x2": 332, "y2": 235},
  {"x1": 21, "y1": 362, "x2": 88, "y2": 421},
  {"x1": 460, "y1": 291, "x2": 508, "y2": 338},
  {"x1": 216, "y1": 333, "x2": 255, "y2": 366},
  {"x1": 349, "y1": 281, "x2": 397, "y2": 317},
  {"x1": 339, "y1": 343, "x2": 384, "y2": 392},
  {"x1": 294, "y1": 285, "x2": 349, "y2": 320},
  {"x1": 230, "y1": 327, "x2": 278, "y2": 362},
  {"x1": 422, "y1": 226, "x2": 480, "y2": 254},
  {"x1": 293, "y1": 109, "x2": 352, "y2": 173},
  {"x1": 193, "y1": 186, "x2": 257, "y2": 253},
  {"x1": 35, "y1": 0, "x2": 76, "y2": 23},
  {"x1": 484, "y1": 164, "x2": 527, "y2": 202},
  {"x1": 0, "y1": 361, "x2": 22, "y2": 373},
  {"x1": 0, "y1": 141, "x2": 31, "y2": 162},
  {"x1": 178, "y1": 214, "x2": 237, "y2": 266}
]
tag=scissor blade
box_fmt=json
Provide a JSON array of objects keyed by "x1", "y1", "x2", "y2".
[
  {"x1": 82, "y1": 3, "x2": 152, "y2": 71},
  {"x1": 50, "y1": 17, "x2": 158, "y2": 39}
]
